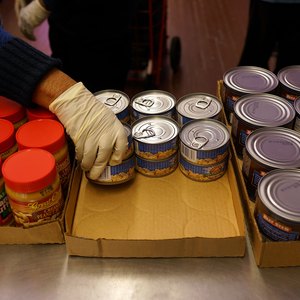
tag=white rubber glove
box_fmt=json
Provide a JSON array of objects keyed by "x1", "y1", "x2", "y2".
[
  {"x1": 14, "y1": 0, "x2": 32, "y2": 19},
  {"x1": 17, "y1": 0, "x2": 50, "y2": 41},
  {"x1": 49, "y1": 82, "x2": 128, "y2": 180}
]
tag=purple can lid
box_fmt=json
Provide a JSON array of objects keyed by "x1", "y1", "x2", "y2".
[
  {"x1": 223, "y1": 66, "x2": 278, "y2": 94},
  {"x1": 245, "y1": 127, "x2": 300, "y2": 169},
  {"x1": 257, "y1": 169, "x2": 300, "y2": 223},
  {"x1": 234, "y1": 93, "x2": 295, "y2": 127},
  {"x1": 294, "y1": 97, "x2": 300, "y2": 115},
  {"x1": 277, "y1": 65, "x2": 300, "y2": 93}
]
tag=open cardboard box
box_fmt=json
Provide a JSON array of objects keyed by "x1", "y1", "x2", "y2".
[
  {"x1": 64, "y1": 135, "x2": 246, "y2": 258},
  {"x1": 217, "y1": 80, "x2": 300, "y2": 267}
]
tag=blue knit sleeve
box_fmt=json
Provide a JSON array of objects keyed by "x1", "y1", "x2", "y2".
[{"x1": 0, "y1": 27, "x2": 13, "y2": 46}]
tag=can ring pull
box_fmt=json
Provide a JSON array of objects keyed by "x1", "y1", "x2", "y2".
[
  {"x1": 191, "y1": 136, "x2": 209, "y2": 149},
  {"x1": 105, "y1": 95, "x2": 122, "y2": 106},
  {"x1": 196, "y1": 97, "x2": 212, "y2": 109},
  {"x1": 135, "y1": 98, "x2": 154, "y2": 107},
  {"x1": 134, "y1": 126, "x2": 156, "y2": 139}
]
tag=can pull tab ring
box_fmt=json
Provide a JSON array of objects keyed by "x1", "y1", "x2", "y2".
[
  {"x1": 196, "y1": 97, "x2": 212, "y2": 109},
  {"x1": 191, "y1": 136, "x2": 209, "y2": 149},
  {"x1": 135, "y1": 98, "x2": 154, "y2": 107},
  {"x1": 105, "y1": 95, "x2": 122, "y2": 106},
  {"x1": 134, "y1": 127, "x2": 156, "y2": 139}
]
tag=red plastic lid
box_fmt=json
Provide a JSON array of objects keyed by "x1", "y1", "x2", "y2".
[
  {"x1": 0, "y1": 96, "x2": 26, "y2": 123},
  {"x1": 16, "y1": 119, "x2": 66, "y2": 154},
  {"x1": 2, "y1": 148, "x2": 57, "y2": 193},
  {"x1": 26, "y1": 106, "x2": 58, "y2": 121},
  {"x1": 0, "y1": 157, "x2": 2, "y2": 177},
  {"x1": 0, "y1": 119, "x2": 16, "y2": 152}
]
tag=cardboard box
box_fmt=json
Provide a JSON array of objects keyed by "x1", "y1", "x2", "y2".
[
  {"x1": 217, "y1": 80, "x2": 300, "y2": 267},
  {"x1": 64, "y1": 146, "x2": 246, "y2": 258}
]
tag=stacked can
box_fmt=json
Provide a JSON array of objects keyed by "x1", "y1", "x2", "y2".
[
  {"x1": 277, "y1": 65, "x2": 300, "y2": 105},
  {"x1": 132, "y1": 116, "x2": 180, "y2": 177},
  {"x1": 86, "y1": 123, "x2": 135, "y2": 185},
  {"x1": 294, "y1": 98, "x2": 300, "y2": 132},
  {"x1": 242, "y1": 127, "x2": 300, "y2": 200},
  {"x1": 222, "y1": 66, "x2": 278, "y2": 124},
  {"x1": 176, "y1": 93, "x2": 222, "y2": 127},
  {"x1": 255, "y1": 169, "x2": 300, "y2": 241},
  {"x1": 0, "y1": 96, "x2": 27, "y2": 130},
  {"x1": 232, "y1": 93, "x2": 295, "y2": 157},
  {"x1": 130, "y1": 90, "x2": 176, "y2": 122},
  {"x1": 179, "y1": 119, "x2": 230, "y2": 182},
  {"x1": 94, "y1": 89, "x2": 131, "y2": 124}
]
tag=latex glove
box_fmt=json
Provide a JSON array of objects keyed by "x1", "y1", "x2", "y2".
[
  {"x1": 49, "y1": 82, "x2": 128, "y2": 180},
  {"x1": 18, "y1": 0, "x2": 50, "y2": 41},
  {"x1": 14, "y1": 0, "x2": 32, "y2": 19}
]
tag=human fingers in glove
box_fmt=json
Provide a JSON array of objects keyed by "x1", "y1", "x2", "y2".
[
  {"x1": 32, "y1": 69, "x2": 128, "y2": 180},
  {"x1": 15, "y1": 0, "x2": 50, "y2": 41}
]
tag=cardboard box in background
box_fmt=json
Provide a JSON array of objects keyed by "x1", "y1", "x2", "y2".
[
  {"x1": 217, "y1": 80, "x2": 300, "y2": 267},
  {"x1": 64, "y1": 144, "x2": 246, "y2": 258}
]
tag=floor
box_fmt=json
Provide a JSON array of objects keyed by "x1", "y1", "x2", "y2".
[{"x1": 0, "y1": 0, "x2": 249, "y2": 99}]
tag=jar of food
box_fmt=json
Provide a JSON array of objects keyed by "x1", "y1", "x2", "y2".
[
  {"x1": 277, "y1": 65, "x2": 300, "y2": 105},
  {"x1": 0, "y1": 157, "x2": 14, "y2": 226},
  {"x1": 0, "y1": 119, "x2": 18, "y2": 161},
  {"x1": 131, "y1": 90, "x2": 176, "y2": 122},
  {"x1": 94, "y1": 89, "x2": 131, "y2": 124},
  {"x1": 223, "y1": 66, "x2": 278, "y2": 124},
  {"x1": 26, "y1": 105, "x2": 58, "y2": 121},
  {"x1": 2, "y1": 149, "x2": 64, "y2": 227},
  {"x1": 255, "y1": 169, "x2": 300, "y2": 241},
  {"x1": 176, "y1": 93, "x2": 222, "y2": 127},
  {"x1": 16, "y1": 119, "x2": 72, "y2": 196},
  {"x1": 232, "y1": 93, "x2": 295, "y2": 157},
  {"x1": 0, "y1": 96, "x2": 27, "y2": 129}
]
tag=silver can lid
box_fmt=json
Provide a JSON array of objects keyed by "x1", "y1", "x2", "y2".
[
  {"x1": 295, "y1": 97, "x2": 300, "y2": 115},
  {"x1": 277, "y1": 65, "x2": 300, "y2": 93},
  {"x1": 123, "y1": 123, "x2": 132, "y2": 137},
  {"x1": 132, "y1": 116, "x2": 179, "y2": 144},
  {"x1": 94, "y1": 89, "x2": 130, "y2": 114},
  {"x1": 131, "y1": 90, "x2": 176, "y2": 115},
  {"x1": 234, "y1": 93, "x2": 295, "y2": 127},
  {"x1": 223, "y1": 66, "x2": 278, "y2": 94},
  {"x1": 180, "y1": 119, "x2": 230, "y2": 150},
  {"x1": 245, "y1": 127, "x2": 300, "y2": 169},
  {"x1": 258, "y1": 169, "x2": 300, "y2": 223},
  {"x1": 176, "y1": 93, "x2": 222, "y2": 119}
]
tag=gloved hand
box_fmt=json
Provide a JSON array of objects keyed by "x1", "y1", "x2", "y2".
[
  {"x1": 14, "y1": 0, "x2": 32, "y2": 19},
  {"x1": 17, "y1": 0, "x2": 50, "y2": 41},
  {"x1": 49, "y1": 82, "x2": 128, "y2": 180}
]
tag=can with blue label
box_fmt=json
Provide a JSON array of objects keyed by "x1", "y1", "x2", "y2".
[{"x1": 255, "y1": 169, "x2": 300, "y2": 241}]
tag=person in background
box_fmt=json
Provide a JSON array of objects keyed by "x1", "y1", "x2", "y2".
[
  {"x1": 15, "y1": 0, "x2": 139, "y2": 92},
  {"x1": 238, "y1": 0, "x2": 300, "y2": 73},
  {"x1": 0, "y1": 25, "x2": 127, "y2": 179}
]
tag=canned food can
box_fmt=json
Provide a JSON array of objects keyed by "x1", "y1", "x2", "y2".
[
  {"x1": 94, "y1": 89, "x2": 130, "y2": 124},
  {"x1": 294, "y1": 97, "x2": 300, "y2": 132},
  {"x1": 223, "y1": 66, "x2": 278, "y2": 123},
  {"x1": 242, "y1": 127, "x2": 300, "y2": 200},
  {"x1": 131, "y1": 90, "x2": 176, "y2": 121},
  {"x1": 132, "y1": 116, "x2": 180, "y2": 160},
  {"x1": 232, "y1": 93, "x2": 295, "y2": 157},
  {"x1": 255, "y1": 169, "x2": 300, "y2": 241},
  {"x1": 135, "y1": 152, "x2": 178, "y2": 177},
  {"x1": 123, "y1": 123, "x2": 134, "y2": 160},
  {"x1": 176, "y1": 93, "x2": 222, "y2": 126},
  {"x1": 86, "y1": 155, "x2": 135, "y2": 185},
  {"x1": 277, "y1": 65, "x2": 300, "y2": 105},
  {"x1": 179, "y1": 119, "x2": 230, "y2": 166},
  {"x1": 179, "y1": 153, "x2": 228, "y2": 182}
]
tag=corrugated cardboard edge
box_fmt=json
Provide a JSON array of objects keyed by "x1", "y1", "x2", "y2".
[
  {"x1": 217, "y1": 80, "x2": 300, "y2": 268},
  {"x1": 0, "y1": 159, "x2": 77, "y2": 245},
  {"x1": 64, "y1": 127, "x2": 246, "y2": 258}
]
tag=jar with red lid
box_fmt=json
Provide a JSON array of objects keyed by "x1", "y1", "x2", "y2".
[
  {"x1": 16, "y1": 119, "x2": 72, "y2": 196},
  {"x1": 26, "y1": 105, "x2": 58, "y2": 121},
  {"x1": 2, "y1": 149, "x2": 64, "y2": 227},
  {"x1": 0, "y1": 119, "x2": 18, "y2": 161},
  {"x1": 0, "y1": 96, "x2": 27, "y2": 129},
  {"x1": 0, "y1": 157, "x2": 14, "y2": 226}
]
